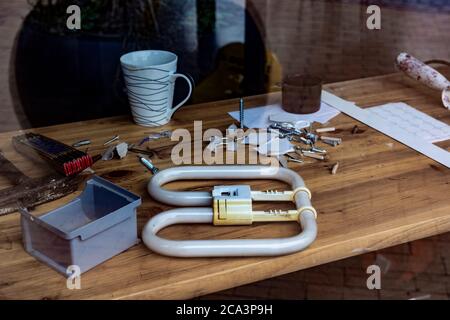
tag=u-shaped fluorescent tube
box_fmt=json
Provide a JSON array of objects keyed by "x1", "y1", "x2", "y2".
[{"x1": 142, "y1": 165, "x2": 317, "y2": 257}]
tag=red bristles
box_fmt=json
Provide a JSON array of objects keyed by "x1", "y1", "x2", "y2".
[{"x1": 63, "y1": 155, "x2": 94, "y2": 176}]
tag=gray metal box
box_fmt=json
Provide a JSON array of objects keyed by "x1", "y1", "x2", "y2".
[{"x1": 20, "y1": 175, "x2": 141, "y2": 275}]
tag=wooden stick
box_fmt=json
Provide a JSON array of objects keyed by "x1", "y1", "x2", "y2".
[
  {"x1": 316, "y1": 127, "x2": 335, "y2": 133},
  {"x1": 331, "y1": 162, "x2": 339, "y2": 175}
]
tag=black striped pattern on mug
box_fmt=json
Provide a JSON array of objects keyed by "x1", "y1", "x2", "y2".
[{"x1": 123, "y1": 66, "x2": 172, "y2": 126}]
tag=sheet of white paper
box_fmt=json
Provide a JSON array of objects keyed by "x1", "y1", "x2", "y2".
[
  {"x1": 228, "y1": 102, "x2": 340, "y2": 129},
  {"x1": 367, "y1": 102, "x2": 450, "y2": 143},
  {"x1": 321, "y1": 91, "x2": 450, "y2": 168}
]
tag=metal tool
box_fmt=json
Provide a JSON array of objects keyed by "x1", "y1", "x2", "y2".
[
  {"x1": 138, "y1": 130, "x2": 172, "y2": 146},
  {"x1": 13, "y1": 133, "x2": 96, "y2": 176},
  {"x1": 268, "y1": 123, "x2": 320, "y2": 148},
  {"x1": 396, "y1": 53, "x2": 450, "y2": 109},
  {"x1": 73, "y1": 139, "x2": 91, "y2": 147},
  {"x1": 239, "y1": 98, "x2": 245, "y2": 129},
  {"x1": 296, "y1": 136, "x2": 314, "y2": 145},
  {"x1": 300, "y1": 151, "x2": 325, "y2": 160},
  {"x1": 311, "y1": 146, "x2": 327, "y2": 154},
  {"x1": 321, "y1": 139, "x2": 339, "y2": 147},
  {"x1": 142, "y1": 165, "x2": 317, "y2": 257},
  {"x1": 269, "y1": 115, "x2": 310, "y2": 130},
  {"x1": 295, "y1": 146, "x2": 326, "y2": 160},
  {"x1": 138, "y1": 155, "x2": 159, "y2": 174},
  {"x1": 303, "y1": 130, "x2": 319, "y2": 144},
  {"x1": 269, "y1": 122, "x2": 303, "y2": 137},
  {"x1": 286, "y1": 153, "x2": 303, "y2": 163},
  {"x1": 104, "y1": 135, "x2": 119, "y2": 146},
  {"x1": 0, "y1": 150, "x2": 85, "y2": 216},
  {"x1": 277, "y1": 155, "x2": 288, "y2": 168},
  {"x1": 320, "y1": 136, "x2": 342, "y2": 145}
]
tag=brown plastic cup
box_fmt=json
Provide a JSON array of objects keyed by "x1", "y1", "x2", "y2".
[{"x1": 281, "y1": 75, "x2": 322, "y2": 114}]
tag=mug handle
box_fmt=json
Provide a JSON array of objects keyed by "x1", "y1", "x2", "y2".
[{"x1": 168, "y1": 73, "x2": 194, "y2": 118}]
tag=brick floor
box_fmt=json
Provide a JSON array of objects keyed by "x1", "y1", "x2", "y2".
[{"x1": 199, "y1": 234, "x2": 450, "y2": 300}]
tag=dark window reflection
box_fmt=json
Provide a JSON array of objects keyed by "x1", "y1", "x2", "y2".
[{"x1": 8, "y1": 0, "x2": 450, "y2": 128}]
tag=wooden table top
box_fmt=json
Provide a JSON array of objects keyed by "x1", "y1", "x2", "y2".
[{"x1": 0, "y1": 70, "x2": 449, "y2": 299}]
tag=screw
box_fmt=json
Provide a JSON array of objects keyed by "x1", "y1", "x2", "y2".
[
  {"x1": 304, "y1": 131, "x2": 319, "y2": 143},
  {"x1": 300, "y1": 150, "x2": 325, "y2": 160},
  {"x1": 239, "y1": 98, "x2": 245, "y2": 129},
  {"x1": 311, "y1": 146, "x2": 327, "y2": 154},
  {"x1": 286, "y1": 153, "x2": 304, "y2": 163},
  {"x1": 320, "y1": 136, "x2": 342, "y2": 144},
  {"x1": 321, "y1": 139, "x2": 338, "y2": 147},
  {"x1": 299, "y1": 137, "x2": 313, "y2": 145}
]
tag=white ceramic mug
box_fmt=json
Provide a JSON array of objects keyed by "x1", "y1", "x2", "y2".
[{"x1": 120, "y1": 50, "x2": 193, "y2": 127}]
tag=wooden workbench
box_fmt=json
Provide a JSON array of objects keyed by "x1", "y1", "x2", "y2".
[{"x1": 0, "y1": 70, "x2": 449, "y2": 299}]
